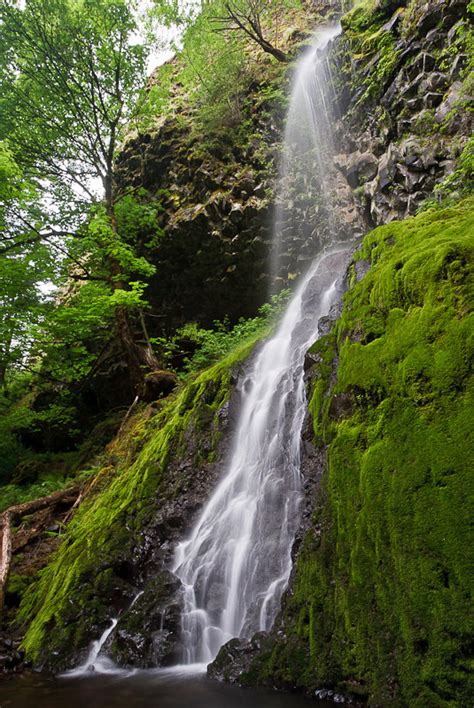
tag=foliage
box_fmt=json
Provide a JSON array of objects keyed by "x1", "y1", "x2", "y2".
[
  {"x1": 0, "y1": 0, "x2": 148, "y2": 198},
  {"x1": 0, "y1": 0, "x2": 163, "y2": 394},
  {"x1": 0, "y1": 142, "x2": 55, "y2": 389},
  {"x1": 0, "y1": 475, "x2": 77, "y2": 515},
  {"x1": 156, "y1": 289, "x2": 291, "y2": 375},
  {"x1": 205, "y1": 0, "x2": 293, "y2": 63},
  {"x1": 0, "y1": 252, "x2": 52, "y2": 387},
  {"x1": 140, "y1": 0, "x2": 300, "y2": 139},
  {"x1": 0, "y1": 386, "x2": 30, "y2": 483}
]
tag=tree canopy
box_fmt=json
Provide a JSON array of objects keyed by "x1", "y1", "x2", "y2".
[{"x1": 0, "y1": 0, "x2": 164, "y2": 393}]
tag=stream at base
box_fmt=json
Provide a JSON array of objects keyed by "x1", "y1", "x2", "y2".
[{"x1": 0, "y1": 672, "x2": 335, "y2": 708}]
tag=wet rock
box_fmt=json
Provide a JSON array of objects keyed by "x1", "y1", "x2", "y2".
[
  {"x1": 0, "y1": 655, "x2": 12, "y2": 669},
  {"x1": 355, "y1": 259, "x2": 371, "y2": 283},
  {"x1": 304, "y1": 351, "x2": 322, "y2": 371},
  {"x1": 318, "y1": 315, "x2": 333, "y2": 337},
  {"x1": 109, "y1": 571, "x2": 182, "y2": 667},
  {"x1": 416, "y1": 1, "x2": 445, "y2": 35},
  {"x1": 376, "y1": 147, "x2": 398, "y2": 191},
  {"x1": 315, "y1": 688, "x2": 346, "y2": 703},
  {"x1": 406, "y1": 53, "x2": 436, "y2": 82},
  {"x1": 328, "y1": 392, "x2": 354, "y2": 421},
  {"x1": 381, "y1": 9, "x2": 403, "y2": 33},
  {"x1": 208, "y1": 632, "x2": 270, "y2": 683},
  {"x1": 0, "y1": 637, "x2": 28, "y2": 674},
  {"x1": 435, "y1": 81, "x2": 464, "y2": 123},
  {"x1": 450, "y1": 53, "x2": 468, "y2": 79},
  {"x1": 424, "y1": 92, "x2": 444, "y2": 108},
  {"x1": 335, "y1": 151, "x2": 379, "y2": 187},
  {"x1": 420, "y1": 72, "x2": 449, "y2": 93},
  {"x1": 334, "y1": 0, "x2": 470, "y2": 229}
]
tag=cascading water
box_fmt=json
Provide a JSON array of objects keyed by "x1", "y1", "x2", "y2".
[
  {"x1": 173, "y1": 25, "x2": 352, "y2": 666},
  {"x1": 273, "y1": 25, "x2": 344, "y2": 286},
  {"x1": 65, "y1": 590, "x2": 144, "y2": 676}
]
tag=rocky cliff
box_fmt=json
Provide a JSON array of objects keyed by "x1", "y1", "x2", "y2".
[{"x1": 112, "y1": 0, "x2": 471, "y2": 328}]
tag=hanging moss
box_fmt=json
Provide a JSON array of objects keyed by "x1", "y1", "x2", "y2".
[
  {"x1": 244, "y1": 197, "x2": 474, "y2": 705},
  {"x1": 18, "y1": 336, "x2": 259, "y2": 665}
]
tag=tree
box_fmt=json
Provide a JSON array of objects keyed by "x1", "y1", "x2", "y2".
[
  {"x1": 0, "y1": 0, "x2": 162, "y2": 394},
  {"x1": 210, "y1": 1, "x2": 290, "y2": 62},
  {"x1": 0, "y1": 142, "x2": 52, "y2": 391}
]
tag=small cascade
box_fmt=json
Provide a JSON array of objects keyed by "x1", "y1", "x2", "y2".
[
  {"x1": 65, "y1": 591, "x2": 143, "y2": 676},
  {"x1": 172, "y1": 25, "x2": 352, "y2": 666},
  {"x1": 64, "y1": 619, "x2": 119, "y2": 676}
]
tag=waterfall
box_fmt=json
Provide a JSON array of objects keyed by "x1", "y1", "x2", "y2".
[
  {"x1": 173, "y1": 25, "x2": 352, "y2": 666},
  {"x1": 273, "y1": 25, "x2": 343, "y2": 286},
  {"x1": 65, "y1": 591, "x2": 144, "y2": 676}
]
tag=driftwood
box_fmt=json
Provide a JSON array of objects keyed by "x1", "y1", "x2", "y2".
[{"x1": 0, "y1": 485, "x2": 80, "y2": 611}]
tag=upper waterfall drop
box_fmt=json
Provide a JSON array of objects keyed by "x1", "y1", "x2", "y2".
[
  {"x1": 172, "y1": 24, "x2": 351, "y2": 666},
  {"x1": 272, "y1": 24, "x2": 343, "y2": 288}
]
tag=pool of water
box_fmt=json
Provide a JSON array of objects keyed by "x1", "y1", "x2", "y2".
[{"x1": 0, "y1": 668, "x2": 334, "y2": 708}]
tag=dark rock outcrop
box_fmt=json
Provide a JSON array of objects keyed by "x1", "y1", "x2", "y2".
[{"x1": 333, "y1": 0, "x2": 472, "y2": 226}]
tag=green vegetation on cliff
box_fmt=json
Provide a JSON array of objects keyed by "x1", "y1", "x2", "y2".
[
  {"x1": 1, "y1": 0, "x2": 472, "y2": 695},
  {"x1": 0, "y1": 0, "x2": 306, "y2": 490},
  {"x1": 243, "y1": 198, "x2": 474, "y2": 705},
  {"x1": 17, "y1": 336, "x2": 258, "y2": 664}
]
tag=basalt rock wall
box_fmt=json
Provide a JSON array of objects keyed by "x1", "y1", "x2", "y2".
[{"x1": 333, "y1": 0, "x2": 472, "y2": 225}]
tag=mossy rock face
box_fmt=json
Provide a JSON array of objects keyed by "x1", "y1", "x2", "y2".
[
  {"x1": 239, "y1": 198, "x2": 474, "y2": 705},
  {"x1": 17, "y1": 341, "x2": 257, "y2": 670},
  {"x1": 333, "y1": 0, "x2": 472, "y2": 226}
]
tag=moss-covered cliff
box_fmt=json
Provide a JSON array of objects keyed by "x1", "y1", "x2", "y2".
[{"x1": 222, "y1": 197, "x2": 473, "y2": 705}]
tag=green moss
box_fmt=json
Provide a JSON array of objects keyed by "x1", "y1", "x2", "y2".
[
  {"x1": 250, "y1": 198, "x2": 474, "y2": 704},
  {"x1": 341, "y1": 0, "x2": 403, "y2": 103},
  {"x1": 307, "y1": 332, "x2": 337, "y2": 441},
  {"x1": 18, "y1": 336, "x2": 258, "y2": 664}
]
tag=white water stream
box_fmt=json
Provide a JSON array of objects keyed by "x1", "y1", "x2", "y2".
[
  {"x1": 64, "y1": 591, "x2": 143, "y2": 676},
  {"x1": 172, "y1": 25, "x2": 350, "y2": 666},
  {"x1": 273, "y1": 25, "x2": 341, "y2": 285}
]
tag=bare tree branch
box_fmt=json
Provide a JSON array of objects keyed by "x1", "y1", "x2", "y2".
[{"x1": 210, "y1": 1, "x2": 289, "y2": 62}]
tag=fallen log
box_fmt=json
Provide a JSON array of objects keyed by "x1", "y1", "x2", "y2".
[{"x1": 0, "y1": 485, "x2": 80, "y2": 612}]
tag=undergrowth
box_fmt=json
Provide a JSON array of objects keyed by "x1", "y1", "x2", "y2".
[{"x1": 155, "y1": 288, "x2": 290, "y2": 376}]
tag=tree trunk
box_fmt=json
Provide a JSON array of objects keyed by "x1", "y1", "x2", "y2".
[
  {"x1": 258, "y1": 42, "x2": 288, "y2": 63},
  {"x1": 114, "y1": 303, "x2": 159, "y2": 395},
  {"x1": 105, "y1": 175, "x2": 161, "y2": 396}
]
